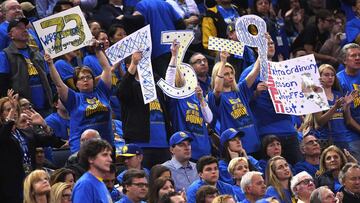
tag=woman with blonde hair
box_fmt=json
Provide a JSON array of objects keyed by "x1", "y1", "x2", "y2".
[
  {"x1": 23, "y1": 170, "x2": 51, "y2": 203},
  {"x1": 208, "y1": 51, "x2": 261, "y2": 158},
  {"x1": 50, "y1": 182, "x2": 72, "y2": 203},
  {"x1": 314, "y1": 145, "x2": 357, "y2": 192},
  {"x1": 265, "y1": 156, "x2": 293, "y2": 203},
  {"x1": 313, "y1": 64, "x2": 360, "y2": 159},
  {"x1": 211, "y1": 194, "x2": 236, "y2": 203}
]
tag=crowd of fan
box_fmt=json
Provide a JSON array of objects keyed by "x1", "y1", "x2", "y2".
[{"x1": 1, "y1": 0, "x2": 360, "y2": 203}]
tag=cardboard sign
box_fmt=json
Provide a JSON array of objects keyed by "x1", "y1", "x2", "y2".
[
  {"x1": 33, "y1": 6, "x2": 92, "y2": 58},
  {"x1": 208, "y1": 36, "x2": 245, "y2": 56}
]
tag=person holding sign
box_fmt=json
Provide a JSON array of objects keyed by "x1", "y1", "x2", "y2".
[
  {"x1": 313, "y1": 64, "x2": 360, "y2": 162},
  {"x1": 45, "y1": 40, "x2": 114, "y2": 153},
  {"x1": 166, "y1": 41, "x2": 213, "y2": 161}
]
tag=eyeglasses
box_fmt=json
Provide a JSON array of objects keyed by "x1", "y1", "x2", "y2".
[
  {"x1": 191, "y1": 58, "x2": 208, "y2": 65},
  {"x1": 305, "y1": 139, "x2": 319, "y2": 146},
  {"x1": 296, "y1": 178, "x2": 313, "y2": 186},
  {"x1": 132, "y1": 182, "x2": 148, "y2": 188},
  {"x1": 78, "y1": 75, "x2": 93, "y2": 81},
  {"x1": 62, "y1": 193, "x2": 72, "y2": 201}
]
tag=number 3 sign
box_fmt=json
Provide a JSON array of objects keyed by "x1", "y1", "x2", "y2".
[{"x1": 33, "y1": 6, "x2": 93, "y2": 58}]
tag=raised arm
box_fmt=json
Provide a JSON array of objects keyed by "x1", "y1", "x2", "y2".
[
  {"x1": 245, "y1": 58, "x2": 260, "y2": 88},
  {"x1": 343, "y1": 91, "x2": 360, "y2": 134},
  {"x1": 165, "y1": 41, "x2": 179, "y2": 86},
  {"x1": 213, "y1": 51, "x2": 230, "y2": 98},
  {"x1": 195, "y1": 86, "x2": 213, "y2": 123},
  {"x1": 95, "y1": 42, "x2": 112, "y2": 89},
  {"x1": 44, "y1": 54, "x2": 69, "y2": 102},
  {"x1": 313, "y1": 97, "x2": 343, "y2": 129}
]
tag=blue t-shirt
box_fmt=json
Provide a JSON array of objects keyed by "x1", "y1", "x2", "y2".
[
  {"x1": 219, "y1": 157, "x2": 261, "y2": 185},
  {"x1": 134, "y1": 99, "x2": 169, "y2": 148},
  {"x1": 186, "y1": 179, "x2": 235, "y2": 203},
  {"x1": 317, "y1": 91, "x2": 359, "y2": 142},
  {"x1": 346, "y1": 17, "x2": 360, "y2": 43},
  {"x1": 54, "y1": 59, "x2": 75, "y2": 82},
  {"x1": 169, "y1": 94, "x2": 211, "y2": 160},
  {"x1": 0, "y1": 49, "x2": 48, "y2": 110},
  {"x1": 265, "y1": 186, "x2": 292, "y2": 203},
  {"x1": 293, "y1": 160, "x2": 319, "y2": 177},
  {"x1": 208, "y1": 81, "x2": 261, "y2": 153},
  {"x1": 232, "y1": 185, "x2": 245, "y2": 202},
  {"x1": 239, "y1": 64, "x2": 297, "y2": 137},
  {"x1": 136, "y1": 0, "x2": 182, "y2": 58},
  {"x1": 64, "y1": 79, "x2": 113, "y2": 153},
  {"x1": 72, "y1": 172, "x2": 112, "y2": 203},
  {"x1": 45, "y1": 113, "x2": 70, "y2": 140}
]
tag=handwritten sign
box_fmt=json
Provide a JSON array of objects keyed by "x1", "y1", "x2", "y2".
[
  {"x1": 157, "y1": 31, "x2": 197, "y2": 99},
  {"x1": 208, "y1": 36, "x2": 245, "y2": 56},
  {"x1": 267, "y1": 54, "x2": 329, "y2": 115},
  {"x1": 33, "y1": 6, "x2": 92, "y2": 58},
  {"x1": 235, "y1": 15, "x2": 268, "y2": 81},
  {"x1": 105, "y1": 25, "x2": 156, "y2": 104}
]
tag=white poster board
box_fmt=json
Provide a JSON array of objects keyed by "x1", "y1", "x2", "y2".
[
  {"x1": 33, "y1": 6, "x2": 92, "y2": 58},
  {"x1": 157, "y1": 31, "x2": 197, "y2": 99},
  {"x1": 208, "y1": 36, "x2": 245, "y2": 56},
  {"x1": 267, "y1": 54, "x2": 329, "y2": 115},
  {"x1": 105, "y1": 25, "x2": 156, "y2": 104}
]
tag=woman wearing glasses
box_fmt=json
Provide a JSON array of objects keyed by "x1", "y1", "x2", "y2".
[{"x1": 45, "y1": 41, "x2": 113, "y2": 153}]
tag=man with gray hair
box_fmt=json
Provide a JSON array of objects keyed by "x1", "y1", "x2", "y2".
[
  {"x1": 294, "y1": 134, "x2": 321, "y2": 177},
  {"x1": 339, "y1": 162, "x2": 360, "y2": 202},
  {"x1": 336, "y1": 42, "x2": 360, "y2": 162},
  {"x1": 240, "y1": 171, "x2": 266, "y2": 203},
  {"x1": 291, "y1": 171, "x2": 316, "y2": 203},
  {"x1": 310, "y1": 186, "x2": 338, "y2": 203}
]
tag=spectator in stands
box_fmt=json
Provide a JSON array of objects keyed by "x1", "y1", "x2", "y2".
[
  {"x1": 186, "y1": 156, "x2": 235, "y2": 203},
  {"x1": 195, "y1": 185, "x2": 219, "y2": 203},
  {"x1": 212, "y1": 194, "x2": 236, "y2": 203},
  {"x1": 117, "y1": 51, "x2": 172, "y2": 168},
  {"x1": 294, "y1": 134, "x2": 321, "y2": 177},
  {"x1": 50, "y1": 168, "x2": 76, "y2": 188},
  {"x1": 209, "y1": 50, "x2": 261, "y2": 156},
  {"x1": 148, "y1": 177, "x2": 176, "y2": 203},
  {"x1": 23, "y1": 169, "x2": 51, "y2": 203},
  {"x1": 45, "y1": 40, "x2": 114, "y2": 153},
  {"x1": 291, "y1": 9, "x2": 337, "y2": 64},
  {"x1": 88, "y1": 20, "x2": 102, "y2": 37},
  {"x1": 217, "y1": 128, "x2": 260, "y2": 185},
  {"x1": 50, "y1": 182, "x2": 72, "y2": 203},
  {"x1": 134, "y1": 0, "x2": 185, "y2": 78},
  {"x1": 228, "y1": 157, "x2": 249, "y2": 198},
  {"x1": 258, "y1": 135, "x2": 282, "y2": 174},
  {"x1": 0, "y1": 17, "x2": 52, "y2": 116},
  {"x1": 118, "y1": 169, "x2": 149, "y2": 203},
  {"x1": 0, "y1": 0, "x2": 42, "y2": 51},
  {"x1": 314, "y1": 145, "x2": 350, "y2": 192},
  {"x1": 345, "y1": 0, "x2": 360, "y2": 44},
  {"x1": 0, "y1": 89, "x2": 65, "y2": 203},
  {"x1": 160, "y1": 191, "x2": 187, "y2": 203},
  {"x1": 314, "y1": 64, "x2": 360, "y2": 161},
  {"x1": 189, "y1": 52, "x2": 211, "y2": 96},
  {"x1": 202, "y1": 0, "x2": 243, "y2": 55},
  {"x1": 309, "y1": 186, "x2": 338, "y2": 203},
  {"x1": 34, "y1": 147, "x2": 55, "y2": 174},
  {"x1": 72, "y1": 139, "x2": 113, "y2": 202},
  {"x1": 117, "y1": 144, "x2": 150, "y2": 184},
  {"x1": 240, "y1": 36, "x2": 302, "y2": 165},
  {"x1": 240, "y1": 171, "x2": 266, "y2": 203},
  {"x1": 284, "y1": 8, "x2": 306, "y2": 45},
  {"x1": 149, "y1": 164, "x2": 172, "y2": 186},
  {"x1": 108, "y1": 24, "x2": 127, "y2": 45},
  {"x1": 166, "y1": 41, "x2": 213, "y2": 161},
  {"x1": 338, "y1": 162, "x2": 360, "y2": 202},
  {"x1": 265, "y1": 156, "x2": 293, "y2": 203},
  {"x1": 104, "y1": 164, "x2": 122, "y2": 202},
  {"x1": 162, "y1": 131, "x2": 198, "y2": 191},
  {"x1": 290, "y1": 171, "x2": 316, "y2": 203}
]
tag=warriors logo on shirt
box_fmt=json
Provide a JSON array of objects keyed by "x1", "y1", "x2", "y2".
[
  {"x1": 229, "y1": 98, "x2": 248, "y2": 119},
  {"x1": 149, "y1": 99, "x2": 163, "y2": 112},
  {"x1": 25, "y1": 58, "x2": 39, "y2": 76},
  {"x1": 353, "y1": 84, "x2": 360, "y2": 108},
  {"x1": 185, "y1": 102, "x2": 203, "y2": 125},
  {"x1": 85, "y1": 97, "x2": 109, "y2": 117}
]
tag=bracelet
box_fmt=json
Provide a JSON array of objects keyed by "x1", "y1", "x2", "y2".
[
  {"x1": 217, "y1": 75, "x2": 224, "y2": 78},
  {"x1": 169, "y1": 65, "x2": 176, "y2": 68}
]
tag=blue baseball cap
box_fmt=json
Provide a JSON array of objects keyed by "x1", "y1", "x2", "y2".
[
  {"x1": 119, "y1": 144, "x2": 143, "y2": 157},
  {"x1": 220, "y1": 128, "x2": 244, "y2": 147},
  {"x1": 169, "y1": 131, "x2": 193, "y2": 146}
]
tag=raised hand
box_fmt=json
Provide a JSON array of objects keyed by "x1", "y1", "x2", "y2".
[
  {"x1": 131, "y1": 51, "x2": 142, "y2": 66},
  {"x1": 7, "y1": 89, "x2": 19, "y2": 110},
  {"x1": 44, "y1": 53, "x2": 54, "y2": 65},
  {"x1": 195, "y1": 86, "x2": 204, "y2": 102},
  {"x1": 170, "y1": 40, "x2": 180, "y2": 57},
  {"x1": 23, "y1": 109, "x2": 46, "y2": 127},
  {"x1": 219, "y1": 51, "x2": 230, "y2": 63}
]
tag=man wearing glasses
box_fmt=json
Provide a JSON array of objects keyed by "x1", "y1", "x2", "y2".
[
  {"x1": 291, "y1": 171, "x2": 316, "y2": 203},
  {"x1": 117, "y1": 169, "x2": 149, "y2": 203},
  {"x1": 189, "y1": 53, "x2": 211, "y2": 97},
  {"x1": 294, "y1": 134, "x2": 321, "y2": 177}
]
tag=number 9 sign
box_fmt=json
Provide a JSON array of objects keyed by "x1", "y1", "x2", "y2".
[
  {"x1": 235, "y1": 15, "x2": 268, "y2": 81},
  {"x1": 157, "y1": 31, "x2": 198, "y2": 99}
]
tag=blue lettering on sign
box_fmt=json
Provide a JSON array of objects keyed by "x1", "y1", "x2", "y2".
[
  {"x1": 270, "y1": 63, "x2": 317, "y2": 76},
  {"x1": 40, "y1": 26, "x2": 82, "y2": 46}
]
